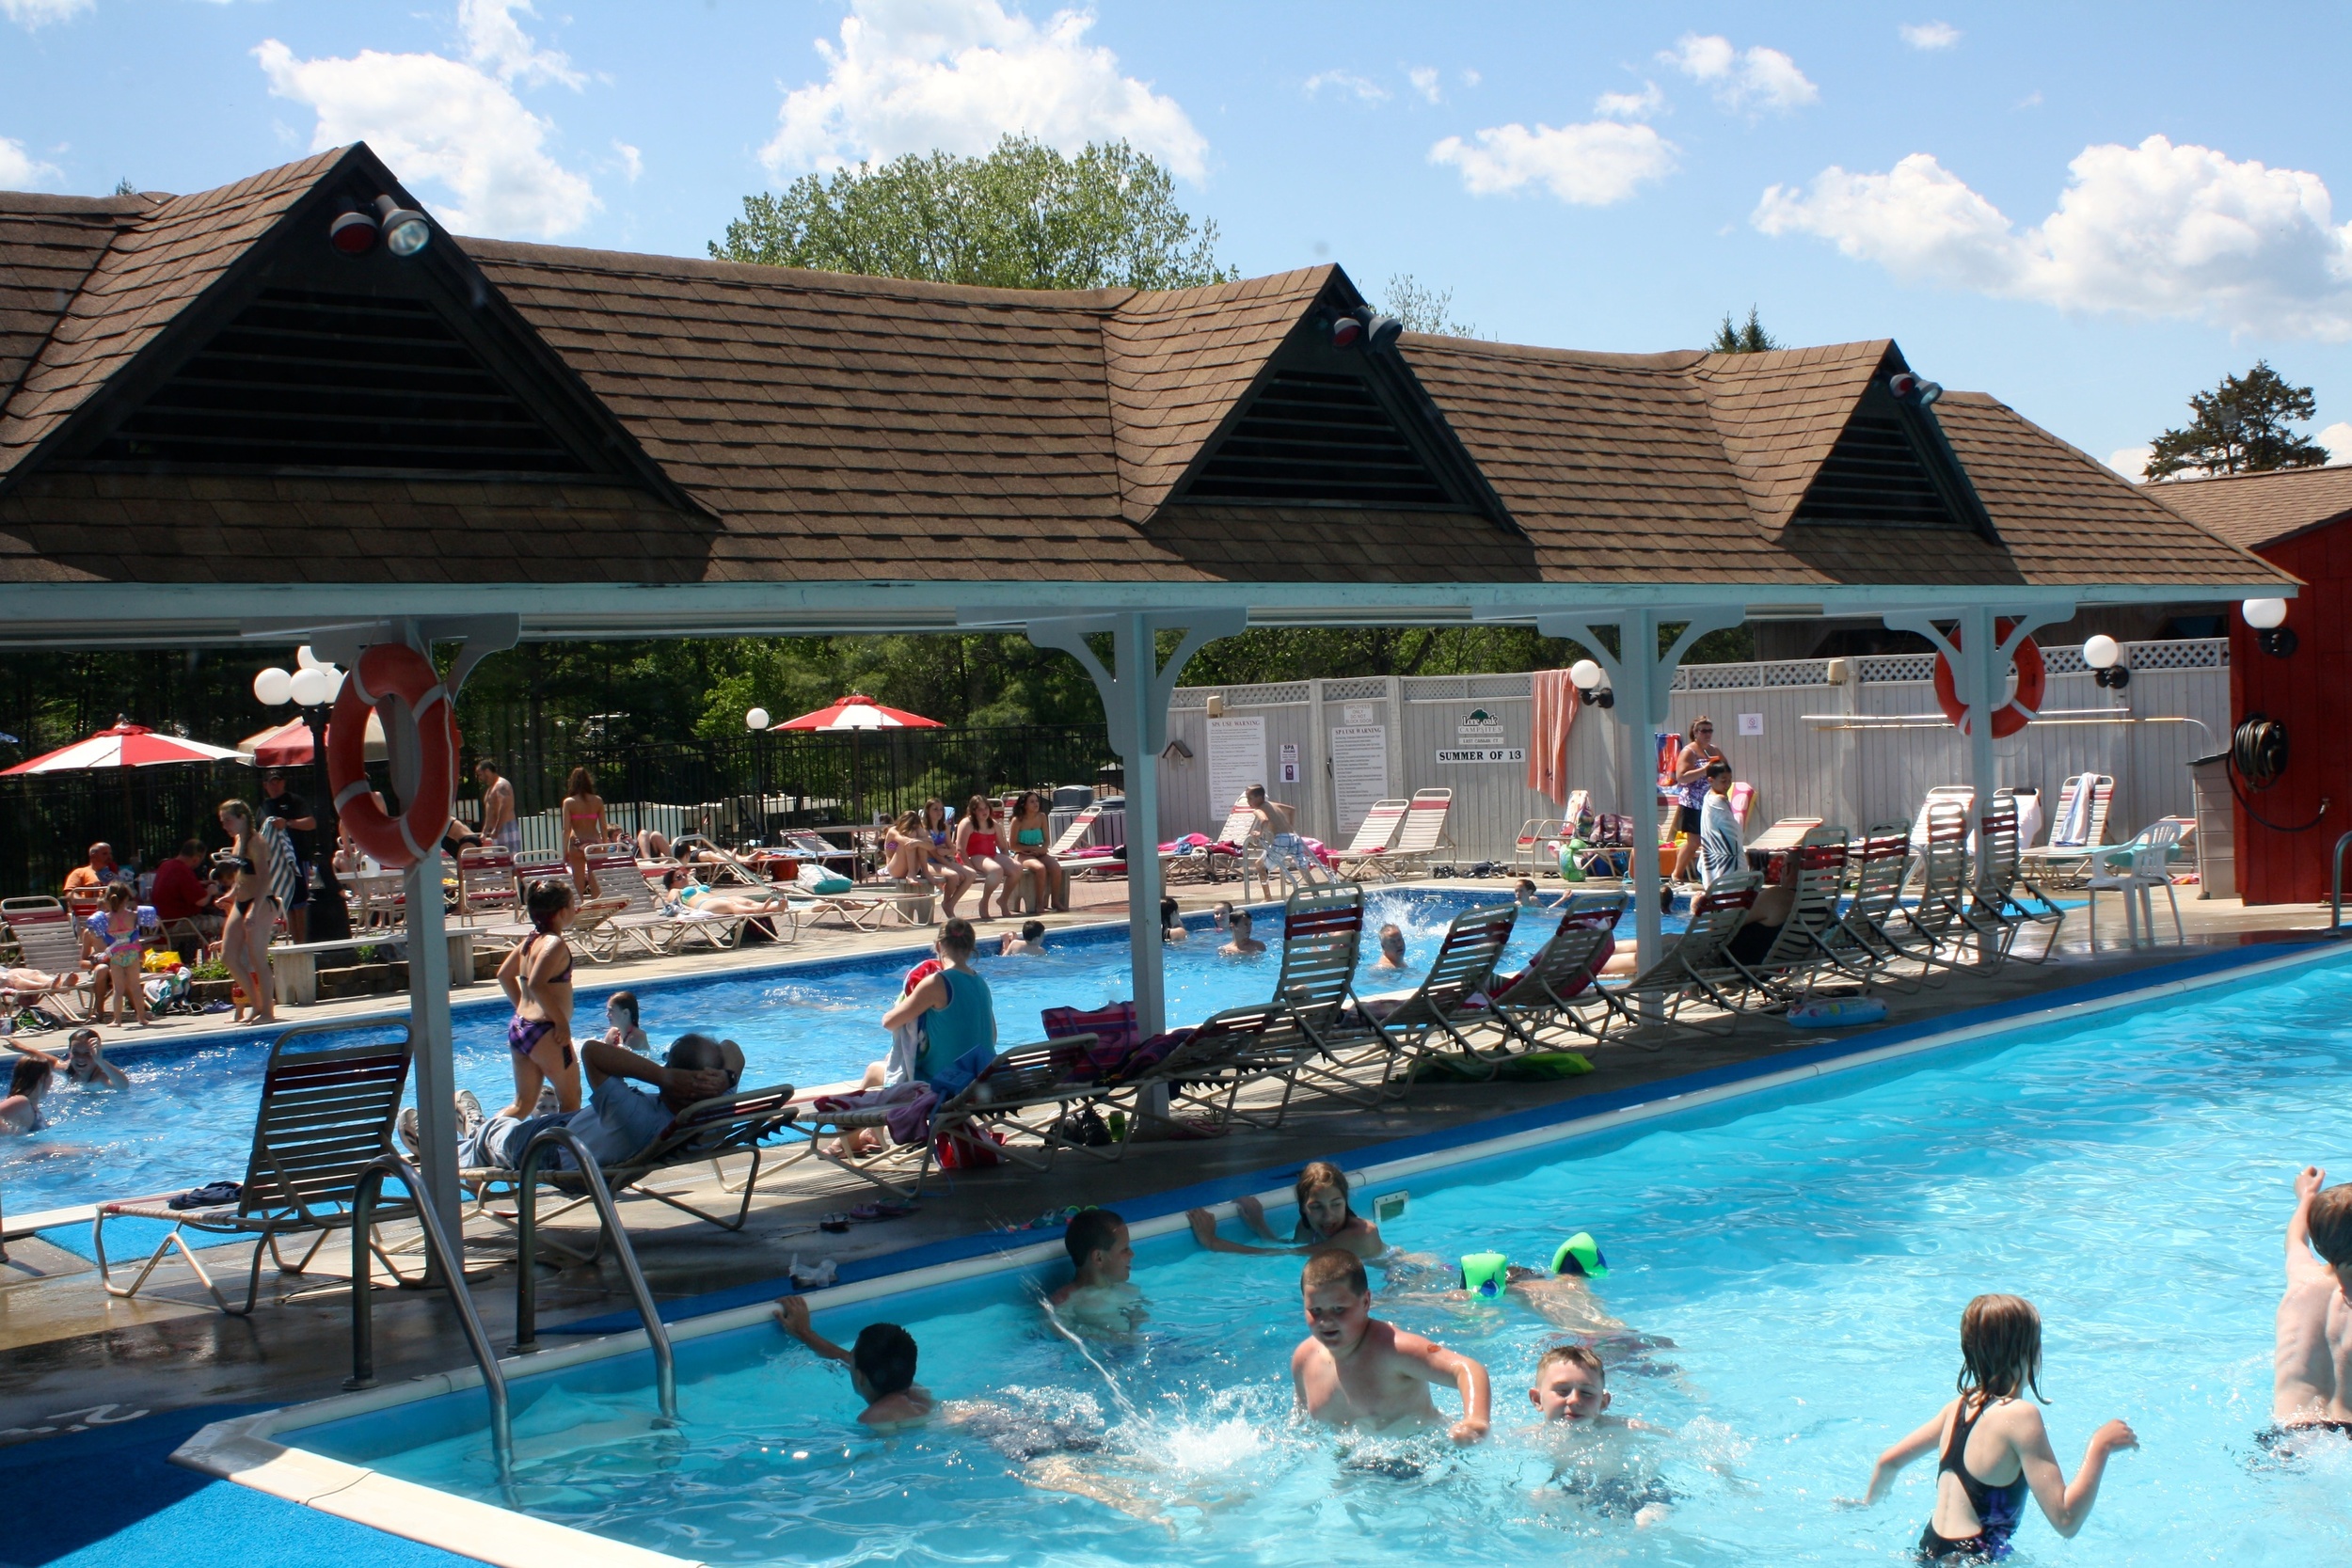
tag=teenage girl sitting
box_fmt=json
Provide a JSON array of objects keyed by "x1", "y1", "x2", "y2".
[
  {"x1": 1184, "y1": 1160, "x2": 1388, "y2": 1260},
  {"x1": 496, "y1": 879, "x2": 582, "y2": 1119}
]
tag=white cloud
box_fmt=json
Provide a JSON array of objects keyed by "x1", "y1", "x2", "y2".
[
  {"x1": 764, "y1": 0, "x2": 1207, "y2": 182},
  {"x1": 612, "y1": 139, "x2": 643, "y2": 183},
  {"x1": 0, "y1": 135, "x2": 64, "y2": 188},
  {"x1": 2322, "y1": 421, "x2": 2352, "y2": 464},
  {"x1": 1460, "y1": 68, "x2": 1481, "y2": 87},
  {"x1": 2105, "y1": 445, "x2": 2153, "y2": 482},
  {"x1": 1661, "y1": 33, "x2": 1818, "y2": 115},
  {"x1": 1594, "y1": 81, "x2": 1666, "y2": 120},
  {"x1": 2, "y1": 0, "x2": 91, "y2": 29},
  {"x1": 254, "y1": 0, "x2": 598, "y2": 240},
  {"x1": 1900, "y1": 21, "x2": 1962, "y2": 51},
  {"x1": 1406, "y1": 66, "x2": 1441, "y2": 104},
  {"x1": 1430, "y1": 119, "x2": 1676, "y2": 206},
  {"x1": 1304, "y1": 70, "x2": 1387, "y2": 103},
  {"x1": 1754, "y1": 135, "x2": 2352, "y2": 340}
]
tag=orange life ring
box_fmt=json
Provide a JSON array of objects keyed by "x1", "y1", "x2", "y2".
[
  {"x1": 1932, "y1": 619, "x2": 2045, "y2": 738},
  {"x1": 327, "y1": 644, "x2": 454, "y2": 868}
]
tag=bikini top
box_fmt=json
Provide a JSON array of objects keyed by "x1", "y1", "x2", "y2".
[
  {"x1": 523, "y1": 930, "x2": 575, "y2": 986},
  {"x1": 1015, "y1": 827, "x2": 1045, "y2": 846}
]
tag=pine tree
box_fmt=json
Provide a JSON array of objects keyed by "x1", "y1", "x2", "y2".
[
  {"x1": 1710, "y1": 307, "x2": 1778, "y2": 354},
  {"x1": 2144, "y1": 361, "x2": 2328, "y2": 479}
]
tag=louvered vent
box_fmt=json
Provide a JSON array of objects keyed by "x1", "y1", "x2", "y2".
[
  {"x1": 87, "y1": 288, "x2": 586, "y2": 473},
  {"x1": 1182, "y1": 370, "x2": 1453, "y2": 506},
  {"x1": 1791, "y1": 414, "x2": 1957, "y2": 528}
]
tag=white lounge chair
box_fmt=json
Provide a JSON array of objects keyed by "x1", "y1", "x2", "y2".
[
  {"x1": 2020, "y1": 773, "x2": 2116, "y2": 888},
  {"x1": 1375, "y1": 788, "x2": 1454, "y2": 878},
  {"x1": 1333, "y1": 799, "x2": 1407, "y2": 880},
  {"x1": 0, "y1": 896, "x2": 103, "y2": 1020}
]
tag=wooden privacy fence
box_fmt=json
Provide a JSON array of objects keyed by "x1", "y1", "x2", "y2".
[{"x1": 1158, "y1": 639, "x2": 2229, "y2": 864}]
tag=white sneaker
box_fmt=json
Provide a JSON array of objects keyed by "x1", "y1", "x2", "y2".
[
  {"x1": 396, "y1": 1106, "x2": 421, "y2": 1156},
  {"x1": 454, "y1": 1088, "x2": 485, "y2": 1139}
]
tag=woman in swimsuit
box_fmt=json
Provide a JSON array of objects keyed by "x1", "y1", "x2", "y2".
[
  {"x1": 956, "y1": 793, "x2": 1022, "y2": 919},
  {"x1": 561, "y1": 766, "x2": 609, "y2": 899},
  {"x1": 1846, "y1": 1293, "x2": 2136, "y2": 1561},
  {"x1": 660, "y1": 868, "x2": 790, "y2": 917},
  {"x1": 84, "y1": 881, "x2": 153, "y2": 1028},
  {"x1": 882, "y1": 812, "x2": 941, "y2": 903},
  {"x1": 496, "y1": 878, "x2": 582, "y2": 1119},
  {"x1": 1006, "y1": 791, "x2": 1067, "y2": 912},
  {"x1": 1668, "y1": 719, "x2": 1725, "y2": 886},
  {"x1": 216, "y1": 799, "x2": 278, "y2": 1025},
  {"x1": 919, "y1": 799, "x2": 977, "y2": 919}
]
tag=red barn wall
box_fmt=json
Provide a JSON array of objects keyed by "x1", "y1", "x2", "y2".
[{"x1": 2232, "y1": 522, "x2": 2352, "y2": 904}]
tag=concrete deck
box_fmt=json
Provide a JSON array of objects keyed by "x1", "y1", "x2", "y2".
[{"x1": 0, "y1": 878, "x2": 2337, "y2": 1448}]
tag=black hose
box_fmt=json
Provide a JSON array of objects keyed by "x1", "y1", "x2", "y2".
[{"x1": 2228, "y1": 714, "x2": 2329, "y2": 832}]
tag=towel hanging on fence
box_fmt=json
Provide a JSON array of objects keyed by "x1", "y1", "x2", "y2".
[{"x1": 1528, "y1": 669, "x2": 1581, "y2": 806}]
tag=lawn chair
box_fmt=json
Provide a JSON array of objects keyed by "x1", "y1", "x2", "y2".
[
  {"x1": 1964, "y1": 799, "x2": 2065, "y2": 966},
  {"x1": 0, "y1": 897, "x2": 102, "y2": 1020},
  {"x1": 1721, "y1": 827, "x2": 1852, "y2": 1006},
  {"x1": 1164, "y1": 794, "x2": 1259, "y2": 884},
  {"x1": 595, "y1": 847, "x2": 782, "y2": 958},
  {"x1": 454, "y1": 845, "x2": 518, "y2": 924},
  {"x1": 1810, "y1": 824, "x2": 1918, "y2": 990},
  {"x1": 1332, "y1": 800, "x2": 1407, "y2": 880},
  {"x1": 93, "y1": 1015, "x2": 415, "y2": 1315},
  {"x1": 2087, "y1": 820, "x2": 2187, "y2": 949},
  {"x1": 1741, "y1": 816, "x2": 1824, "y2": 880},
  {"x1": 773, "y1": 829, "x2": 859, "y2": 879},
  {"x1": 2019, "y1": 774, "x2": 2115, "y2": 888},
  {"x1": 1376, "y1": 789, "x2": 1455, "y2": 879},
  {"x1": 1327, "y1": 902, "x2": 1518, "y2": 1095},
  {"x1": 1486, "y1": 891, "x2": 1627, "y2": 1052},
  {"x1": 1883, "y1": 802, "x2": 1976, "y2": 978},
  {"x1": 1588, "y1": 873, "x2": 1761, "y2": 1038}
]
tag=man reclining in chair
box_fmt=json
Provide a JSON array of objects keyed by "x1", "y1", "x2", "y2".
[{"x1": 411, "y1": 1032, "x2": 741, "y2": 1172}]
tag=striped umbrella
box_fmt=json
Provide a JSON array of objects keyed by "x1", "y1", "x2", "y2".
[{"x1": 0, "y1": 721, "x2": 246, "y2": 773}]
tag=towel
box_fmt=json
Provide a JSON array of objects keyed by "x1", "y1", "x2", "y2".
[
  {"x1": 812, "y1": 1083, "x2": 937, "y2": 1146},
  {"x1": 2053, "y1": 775, "x2": 2093, "y2": 847},
  {"x1": 1528, "y1": 669, "x2": 1581, "y2": 806}
]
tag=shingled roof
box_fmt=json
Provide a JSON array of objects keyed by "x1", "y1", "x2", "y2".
[
  {"x1": 2147, "y1": 464, "x2": 2352, "y2": 554},
  {"x1": 0, "y1": 143, "x2": 2291, "y2": 604}
]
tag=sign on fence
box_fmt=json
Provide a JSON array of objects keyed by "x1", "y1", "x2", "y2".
[
  {"x1": 1437, "y1": 748, "x2": 1525, "y2": 765},
  {"x1": 1206, "y1": 716, "x2": 1267, "y2": 815},
  {"x1": 1328, "y1": 724, "x2": 1389, "y2": 837}
]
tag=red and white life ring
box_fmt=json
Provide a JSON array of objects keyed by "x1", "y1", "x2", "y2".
[
  {"x1": 327, "y1": 643, "x2": 454, "y2": 868},
  {"x1": 1932, "y1": 619, "x2": 2046, "y2": 738}
]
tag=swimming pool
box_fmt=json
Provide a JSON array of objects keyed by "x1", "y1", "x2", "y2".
[
  {"x1": 238, "y1": 944, "x2": 2352, "y2": 1566},
  {"x1": 4, "y1": 888, "x2": 1612, "y2": 1217}
]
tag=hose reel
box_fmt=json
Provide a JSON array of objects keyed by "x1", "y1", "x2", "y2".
[{"x1": 2228, "y1": 714, "x2": 2328, "y2": 832}]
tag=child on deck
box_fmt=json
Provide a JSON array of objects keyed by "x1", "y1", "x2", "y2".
[
  {"x1": 773, "y1": 1295, "x2": 935, "y2": 1429},
  {"x1": 1186, "y1": 1161, "x2": 1387, "y2": 1261},
  {"x1": 1294, "y1": 1249, "x2": 1490, "y2": 1444},
  {"x1": 1048, "y1": 1208, "x2": 1148, "y2": 1334}
]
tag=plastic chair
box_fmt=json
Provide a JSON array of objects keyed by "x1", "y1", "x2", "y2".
[{"x1": 2086, "y1": 820, "x2": 2185, "y2": 950}]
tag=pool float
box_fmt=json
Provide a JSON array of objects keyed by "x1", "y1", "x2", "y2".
[
  {"x1": 1787, "y1": 996, "x2": 1889, "y2": 1029},
  {"x1": 1459, "y1": 1251, "x2": 1510, "y2": 1299},
  {"x1": 1551, "y1": 1232, "x2": 1608, "y2": 1277}
]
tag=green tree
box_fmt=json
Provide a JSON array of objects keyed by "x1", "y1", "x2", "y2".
[
  {"x1": 1710, "y1": 307, "x2": 1778, "y2": 354},
  {"x1": 2145, "y1": 361, "x2": 2328, "y2": 480},
  {"x1": 1381, "y1": 272, "x2": 1482, "y2": 338},
  {"x1": 711, "y1": 135, "x2": 1234, "y2": 291}
]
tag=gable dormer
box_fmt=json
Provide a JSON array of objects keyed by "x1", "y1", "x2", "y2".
[{"x1": 1789, "y1": 372, "x2": 1995, "y2": 540}]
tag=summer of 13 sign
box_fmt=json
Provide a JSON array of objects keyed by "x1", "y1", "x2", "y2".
[{"x1": 1437, "y1": 747, "x2": 1525, "y2": 764}]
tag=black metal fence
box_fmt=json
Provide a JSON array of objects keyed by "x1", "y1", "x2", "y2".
[{"x1": 0, "y1": 724, "x2": 1113, "y2": 895}]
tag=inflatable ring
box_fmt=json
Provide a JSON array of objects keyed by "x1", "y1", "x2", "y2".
[
  {"x1": 327, "y1": 643, "x2": 453, "y2": 869},
  {"x1": 1932, "y1": 619, "x2": 2045, "y2": 739}
]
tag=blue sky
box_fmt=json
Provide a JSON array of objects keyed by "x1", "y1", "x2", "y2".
[{"x1": 7, "y1": 0, "x2": 2352, "y2": 476}]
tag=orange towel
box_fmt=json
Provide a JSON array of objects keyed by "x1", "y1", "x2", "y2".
[{"x1": 1528, "y1": 669, "x2": 1581, "y2": 806}]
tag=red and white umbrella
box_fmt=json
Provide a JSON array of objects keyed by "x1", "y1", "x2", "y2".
[
  {"x1": 775, "y1": 694, "x2": 943, "y2": 732},
  {"x1": 1, "y1": 721, "x2": 246, "y2": 774},
  {"x1": 238, "y1": 713, "x2": 387, "y2": 767}
]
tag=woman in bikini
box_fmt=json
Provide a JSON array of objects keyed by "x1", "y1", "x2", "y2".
[
  {"x1": 496, "y1": 879, "x2": 582, "y2": 1119},
  {"x1": 920, "y1": 798, "x2": 977, "y2": 919},
  {"x1": 1006, "y1": 791, "x2": 1067, "y2": 912},
  {"x1": 956, "y1": 793, "x2": 1023, "y2": 919},
  {"x1": 1846, "y1": 1293, "x2": 2136, "y2": 1561},
  {"x1": 561, "y1": 767, "x2": 609, "y2": 898},
  {"x1": 83, "y1": 881, "x2": 153, "y2": 1028},
  {"x1": 216, "y1": 799, "x2": 278, "y2": 1025}
]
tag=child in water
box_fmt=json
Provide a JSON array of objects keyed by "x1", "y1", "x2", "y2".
[
  {"x1": 1186, "y1": 1161, "x2": 1387, "y2": 1261},
  {"x1": 1293, "y1": 1249, "x2": 1490, "y2": 1444},
  {"x1": 773, "y1": 1295, "x2": 934, "y2": 1429},
  {"x1": 1217, "y1": 908, "x2": 1265, "y2": 957},
  {"x1": 1530, "y1": 1345, "x2": 1674, "y2": 1525},
  {"x1": 1048, "y1": 1208, "x2": 1149, "y2": 1334}
]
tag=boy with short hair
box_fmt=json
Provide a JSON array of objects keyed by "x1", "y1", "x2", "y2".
[
  {"x1": 1531, "y1": 1344, "x2": 1673, "y2": 1523},
  {"x1": 1293, "y1": 1249, "x2": 1490, "y2": 1444},
  {"x1": 1218, "y1": 908, "x2": 1265, "y2": 957},
  {"x1": 2276, "y1": 1164, "x2": 2352, "y2": 1430},
  {"x1": 773, "y1": 1294, "x2": 934, "y2": 1428},
  {"x1": 998, "y1": 919, "x2": 1049, "y2": 957},
  {"x1": 1049, "y1": 1208, "x2": 1148, "y2": 1333},
  {"x1": 1532, "y1": 1343, "x2": 1630, "y2": 1425}
]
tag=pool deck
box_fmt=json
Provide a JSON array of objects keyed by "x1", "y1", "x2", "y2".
[{"x1": 1, "y1": 879, "x2": 2341, "y2": 1457}]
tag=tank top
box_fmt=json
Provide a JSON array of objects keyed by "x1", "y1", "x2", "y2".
[
  {"x1": 914, "y1": 968, "x2": 996, "y2": 1085},
  {"x1": 1934, "y1": 1396, "x2": 2027, "y2": 1553}
]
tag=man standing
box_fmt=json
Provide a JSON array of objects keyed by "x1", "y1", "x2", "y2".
[
  {"x1": 477, "y1": 760, "x2": 519, "y2": 851},
  {"x1": 260, "y1": 768, "x2": 317, "y2": 942}
]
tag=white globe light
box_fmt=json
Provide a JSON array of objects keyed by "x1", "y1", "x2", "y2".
[
  {"x1": 2081, "y1": 634, "x2": 2121, "y2": 671},
  {"x1": 1569, "y1": 658, "x2": 1605, "y2": 692},
  {"x1": 294, "y1": 644, "x2": 322, "y2": 671},
  {"x1": 326, "y1": 668, "x2": 347, "y2": 700},
  {"x1": 2242, "y1": 597, "x2": 2289, "y2": 630},
  {"x1": 288, "y1": 666, "x2": 330, "y2": 706},
  {"x1": 253, "y1": 667, "x2": 293, "y2": 705},
  {"x1": 746, "y1": 706, "x2": 771, "y2": 731}
]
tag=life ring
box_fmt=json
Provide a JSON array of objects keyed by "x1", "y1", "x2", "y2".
[
  {"x1": 1932, "y1": 620, "x2": 2045, "y2": 738},
  {"x1": 327, "y1": 643, "x2": 454, "y2": 868}
]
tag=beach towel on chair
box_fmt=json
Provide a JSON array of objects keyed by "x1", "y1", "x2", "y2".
[
  {"x1": 1041, "y1": 1002, "x2": 1139, "y2": 1080},
  {"x1": 813, "y1": 1084, "x2": 937, "y2": 1145}
]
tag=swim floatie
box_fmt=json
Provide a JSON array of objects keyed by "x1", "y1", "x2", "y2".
[
  {"x1": 1787, "y1": 996, "x2": 1889, "y2": 1029},
  {"x1": 1459, "y1": 1251, "x2": 1510, "y2": 1299},
  {"x1": 1551, "y1": 1232, "x2": 1608, "y2": 1278}
]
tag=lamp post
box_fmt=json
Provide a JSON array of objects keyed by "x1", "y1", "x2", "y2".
[
  {"x1": 745, "y1": 707, "x2": 771, "y2": 847},
  {"x1": 254, "y1": 647, "x2": 351, "y2": 942}
]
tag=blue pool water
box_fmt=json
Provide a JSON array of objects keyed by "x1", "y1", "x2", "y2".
[
  {"x1": 293, "y1": 952, "x2": 2352, "y2": 1566},
  {"x1": 3, "y1": 889, "x2": 1604, "y2": 1216}
]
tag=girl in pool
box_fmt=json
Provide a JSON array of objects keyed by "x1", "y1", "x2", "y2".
[
  {"x1": 496, "y1": 879, "x2": 581, "y2": 1119},
  {"x1": 1844, "y1": 1293, "x2": 2137, "y2": 1562},
  {"x1": 1184, "y1": 1161, "x2": 1389, "y2": 1260}
]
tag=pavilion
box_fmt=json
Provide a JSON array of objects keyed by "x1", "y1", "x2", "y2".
[{"x1": 0, "y1": 143, "x2": 2293, "y2": 1242}]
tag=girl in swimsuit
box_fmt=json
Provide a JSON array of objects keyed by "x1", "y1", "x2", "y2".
[
  {"x1": 1846, "y1": 1293, "x2": 2137, "y2": 1561},
  {"x1": 1007, "y1": 791, "x2": 1067, "y2": 912},
  {"x1": 496, "y1": 878, "x2": 581, "y2": 1118},
  {"x1": 1185, "y1": 1161, "x2": 1392, "y2": 1262},
  {"x1": 84, "y1": 882, "x2": 153, "y2": 1028},
  {"x1": 561, "y1": 766, "x2": 609, "y2": 899},
  {"x1": 956, "y1": 793, "x2": 1021, "y2": 919},
  {"x1": 882, "y1": 812, "x2": 941, "y2": 904},
  {"x1": 920, "y1": 799, "x2": 976, "y2": 919},
  {"x1": 216, "y1": 799, "x2": 278, "y2": 1025}
]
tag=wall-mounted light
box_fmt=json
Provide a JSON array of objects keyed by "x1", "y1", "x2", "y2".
[
  {"x1": 328, "y1": 202, "x2": 378, "y2": 256},
  {"x1": 1159, "y1": 737, "x2": 1192, "y2": 762},
  {"x1": 1888, "y1": 371, "x2": 1944, "y2": 406},
  {"x1": 745, "y1": 706, "x2": 771, "y2": 731},
  {"x1": 1326, "y1": 307, "x2": 1403, "y2": 353},
  {"x1": 1205, "y1": 693, "x2": 1225, "y2": 718},
  {"x1": 373, "y1": 195, "x2": 431, "y2": 257},
  {"x1": 2243, "y1": 597, "x2": 2296, "y2": 658},
  {"x1": 2082, "y1": 633, "x2": 2130, "y2": 689},
  {"x1": 1569, "y1": 657, "x2": 1614, "y2": 710}
]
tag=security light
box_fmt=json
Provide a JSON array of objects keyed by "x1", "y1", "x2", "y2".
[
  {"x1": 1364, "y1": 313, "x2": 1403, "y2": 351},
  {"x1": 328, "y1": 206, "x2": 377, "y2": 256},
  {"x1": 2244, "y1": 597, "x2": 2296, "y2": 657},
  {"x1": 1329, "y1": 315, "x2": 1362, "y2": 349},
  {"x1": 2082, "y1": 634, "x2": 2129, "y2": 689},
  {"x1": 373, "y1": 195, "x2": 431, "y2": 257},
  {"x1": 1888, "y1": 372, "x2": 1944, "y2": 405}
]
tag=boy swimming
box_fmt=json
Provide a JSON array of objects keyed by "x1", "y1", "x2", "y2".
[
  {"x1": 1293, "y1": 1249, "x2": 1490, "y2": 1444},
  {"x1": 1217, "y1": 909, "x2": 1265, "y2": 957},
  {"x1": 772, "y1": 1294, "x2": 935, "y2": 1429},
  {"x1": 1530, "y1": 1345, "x2": 1673, "y2": 1524},
  {"x1": 1186, "y1": 1161, "x2": 1388, "y2": 1261},
  {"x1": 999, "y1": 920, "x2": 1050, "y2": 957},
  {"x1": 2274, "y1": 1164, "x2": 2352, "y2": 1433},
  {"x1": 1048, "y1": 1208, "x2": 1149, "y2": 1334}
]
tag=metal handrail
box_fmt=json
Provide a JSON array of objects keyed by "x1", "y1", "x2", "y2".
[
  {"x1": 2331, "y1": 831, "x2": 2352, "y2": 931},
  {"x1": 347, "y1": 1153, "x2": 514, "y2": 1484},
  {"x1": 511, "y1": 1124, "x2": 677, "y2": 1424}
]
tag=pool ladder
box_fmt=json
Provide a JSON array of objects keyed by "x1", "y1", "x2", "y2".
[
  {"x1": 345, "y1": 1128, "x2": 679, "y2": 1489},
  {"x1": 2332, "y1": 830, "x2": 2352, "y2": 932}
]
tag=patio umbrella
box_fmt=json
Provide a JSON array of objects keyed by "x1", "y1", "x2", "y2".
[
  {"x1": 1, "y1": 721, "x2": 246, "y2": 774},
  {"x1": 239, "y1": 712, "x2": 388, "y2": 767},
  {"x1": 775, "y1": 694, "x2": 944, "y2": 731}
]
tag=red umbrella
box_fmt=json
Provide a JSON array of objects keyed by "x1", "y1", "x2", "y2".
[
  {"x1": 776, "y1": 694, "x2": 943, "y2": 731},
  {"x1": 1, "y1": 721, "x2": 246, "y2": 774},
  {"x1": 238, "y1": 714, "x2": 388, "y2": 767}
]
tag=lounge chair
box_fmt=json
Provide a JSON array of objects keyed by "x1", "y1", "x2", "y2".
[
  {"x1": 1332, "y1": 800, "x2": 1407, "y2": 881},
  {"x1": 1965, "y1": 800, "x2": 2065, "y2": 966},
  {"x1": 93, "y1": 1015, "x2": 416, "y2": 1315},
  {"x1": 1741, "y1": 816, "x2": 1825, "y2": 879},
  {"x1": 1884, "y1": 802, "x2": 1976, "y2": 977},
  {"x1": 1809, "y1": 824, "x2": 1918, "y2": 989},
  {"x1": 1588, "y1": 873, "x2": 1762, "y2": 1037},
  {"x1": 1165, "y1": 795, "x2": 1257, "y2": 883},
  {"x1": 453, "y1": 846, "x2": 519, "y2": 924},
  {"x1": 2019, "y1": 773, "x2": 2115, "y2": 888},
  {"x1": 1486, "y1": 891, "x2": 1628, "y2": 1053},
  {"x1": 1050, "y1": 803, "x2": 1129, "y2": 879},
  {"x1": 0, "y1": 897, "x2": 103, "y2": 1020},
  {"x1": 1375, "y1": 788, "x2": 1455, "y2": 879},
  {"x1": 1324, "y1": 901, "x2": 1518, "y2": 1095}
]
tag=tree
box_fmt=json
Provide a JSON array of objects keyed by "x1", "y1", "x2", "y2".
[
  {"x1": 710, "y1": 135, "x2": 1234, "y2": 291},
  {"x1": 2144, "y1": 361, "x2": 2328, "y2": 480},
  {"x1": 1381, "y1": 272, "x2": 1482, "y2": 338},
  {"x1": 1710, "y1": 307, "x2": 1778, "y2": 354}
]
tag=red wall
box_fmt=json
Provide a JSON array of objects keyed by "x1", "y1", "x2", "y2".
[{"x1": 2233, "y1": 522, "x2": 2351, "y2": 904}]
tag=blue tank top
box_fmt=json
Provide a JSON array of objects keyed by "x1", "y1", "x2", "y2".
[{"x1": 914, "y1": 968, "x2": 997, "y2": 1085}]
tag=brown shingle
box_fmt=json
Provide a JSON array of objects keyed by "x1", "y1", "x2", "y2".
[{"x1": 2145, "y1": 464, "x2": 2352, "y2": 554}]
